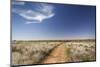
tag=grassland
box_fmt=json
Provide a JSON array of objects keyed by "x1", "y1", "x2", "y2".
[{"x1": 11, "y1": 39, "x2": 96, "y2": 65}]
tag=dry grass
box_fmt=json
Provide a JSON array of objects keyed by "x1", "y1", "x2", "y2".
[{"x1": 11, "y1": 39, "x2": 96, "y2": 65}]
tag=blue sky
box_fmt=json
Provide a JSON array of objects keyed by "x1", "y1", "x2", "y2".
[{"x1": 12, "y1": 1, "x2": 96, "y2": 40}]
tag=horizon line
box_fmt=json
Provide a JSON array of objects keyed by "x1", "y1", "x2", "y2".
[{"x1": 12, "y1": 38, "x2": 96, "y2": 41}]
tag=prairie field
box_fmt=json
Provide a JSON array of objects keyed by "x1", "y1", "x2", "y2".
[{"x1": 11, "y1": 39, "x2": 96, "y2": 65}]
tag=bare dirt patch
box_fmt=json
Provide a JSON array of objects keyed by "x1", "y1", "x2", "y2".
[{"x1": 42, "y1": 44, "x2": 71, "y2": 64}]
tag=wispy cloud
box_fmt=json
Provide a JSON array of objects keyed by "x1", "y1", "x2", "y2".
[{"x1": 13, "y1": 3, "x2": 55, "y2": 24}]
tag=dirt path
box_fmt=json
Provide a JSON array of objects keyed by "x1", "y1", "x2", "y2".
[{"x1": 41, "y1": 44, "x2": 71, "y2": 64}]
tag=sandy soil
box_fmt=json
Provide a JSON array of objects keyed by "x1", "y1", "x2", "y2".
[{"x1": 42, "y1": 44, "x2": 71, "y2": 64}]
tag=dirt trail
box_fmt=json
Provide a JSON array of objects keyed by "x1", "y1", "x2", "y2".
[{"x1": 41, "y1": 44, "x2": 71, "y2": 64}]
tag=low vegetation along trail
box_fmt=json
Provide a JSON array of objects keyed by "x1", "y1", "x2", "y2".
[{"x1": 41, "y1": 43, "x2": 71, "y2": 64}]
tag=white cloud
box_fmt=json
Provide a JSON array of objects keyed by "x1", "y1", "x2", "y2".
[
  {"x1": 25, "y1": 21, "x2": 42, "y2": 24},
  {"x1": 13, "y1": 3, "x2": 55, "y2": 24}
]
